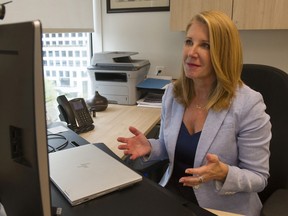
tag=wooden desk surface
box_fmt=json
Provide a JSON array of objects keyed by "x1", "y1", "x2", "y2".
[{"x1": 80, "y1": 104, "x2": 161, "y2": 157}]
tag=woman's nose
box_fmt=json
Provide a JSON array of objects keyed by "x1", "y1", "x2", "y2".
[{"x1": 187, "y1": 46, "x2": 198, "y2": 57}]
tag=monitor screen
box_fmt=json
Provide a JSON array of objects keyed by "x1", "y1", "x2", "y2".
[{"x1": 0, "y1": 20, "x2": 52, "y2": 216}]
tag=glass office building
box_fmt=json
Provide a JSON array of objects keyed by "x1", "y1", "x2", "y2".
[{"x1": 42, "y1": 33, "x2": 92, "y2": 123}]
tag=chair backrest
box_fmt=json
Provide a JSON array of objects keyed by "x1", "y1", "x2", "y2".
[{"x1": 241, "y1": 64, "x2": 288, "y2": 203}]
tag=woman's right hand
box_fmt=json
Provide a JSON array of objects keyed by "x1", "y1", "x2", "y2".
[{"x1": 117, "y1": 126, "x2": 152, "y2": 160}]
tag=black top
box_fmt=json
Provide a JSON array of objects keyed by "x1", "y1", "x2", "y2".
[{"x1": 166, "y1": 121, "x2": 201, "y2": 205}]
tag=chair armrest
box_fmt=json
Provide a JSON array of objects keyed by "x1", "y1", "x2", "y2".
[{"x1": 261, "y1": 189, "x2": 288, "y2": 216}]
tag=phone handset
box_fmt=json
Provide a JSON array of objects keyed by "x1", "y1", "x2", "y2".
[
  {"x1": 57, "y1": 95, "x2": 77, "y2": 128},
  {"x1": 57, "y1": 95, "x2": 94, "y2": 133}
]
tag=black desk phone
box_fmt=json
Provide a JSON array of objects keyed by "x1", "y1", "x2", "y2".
[{"x1": 57, "y1": 95, "x2": 94, "y2": 133}]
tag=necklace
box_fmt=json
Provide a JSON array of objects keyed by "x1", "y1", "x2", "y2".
[
  {"x1": 190, "y1": 103, "x2": 206, "y2": 110},
  {"x1": 194, "y1": 104, "x2": 205, "y2": 109}
]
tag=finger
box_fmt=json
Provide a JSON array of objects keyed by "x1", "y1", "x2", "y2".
[
  {"x1": 124, "y1": 150, "x2": 130, "y2": 155},
  {"x1": 118, "y1": 144, "x2": 128, "y2": 150},
  {"x1": 185, "y1": 167, "x2": 205, "y2": 176},
  {"x1": 129, "y1": 126, "x2": 142, "y2": 136},
  {"x1": 206, "y1": 153, "x2": 219, "y2": 163},
  {"x1": 181, "y1": 172, "x2": 207, "y2": 185},
  {"x1": 185, "y1": 168, "x2": 195, "y2": 175},
  {"x1": 179, "y1": 176, "x2": 201, "y2": 187},
  {"x1": 129, "y1": 154, "x2": 138, "y2": 160},
  {"x1": 117, "y1": 137, "x2": 127, "y2": 143},
  {"x1": 117, "y1": 137, "x2": 129, "y2": 143}
]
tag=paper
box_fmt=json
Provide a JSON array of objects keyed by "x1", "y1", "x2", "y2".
[
  {"x1": 137, "y1": 92, "x2": 163, "y2": 108},
  {"x1": 48, "y1": 125, "x2": 69, "y2": 134}
]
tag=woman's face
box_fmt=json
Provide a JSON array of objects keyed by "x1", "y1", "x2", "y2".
[{"x1": 183, "y1": 20, "x2": 215, "y2": 83}]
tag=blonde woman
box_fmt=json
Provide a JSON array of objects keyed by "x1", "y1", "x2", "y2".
[{"x1": 118, "y1": 11, "x2": 271, "y2": 216}]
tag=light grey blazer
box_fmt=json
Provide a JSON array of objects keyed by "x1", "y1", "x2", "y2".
[{"x1": 146, "y1": 83, "x2": 271, "y2": 216}]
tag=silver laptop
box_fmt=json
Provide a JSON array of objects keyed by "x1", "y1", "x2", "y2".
[{"x1": 49, "y1": 144, "x2": 142, "y2": 206}]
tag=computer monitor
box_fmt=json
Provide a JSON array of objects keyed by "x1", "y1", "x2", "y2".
[{"x1": 0, "y1": 20, "x2": 52, "y2": 216}]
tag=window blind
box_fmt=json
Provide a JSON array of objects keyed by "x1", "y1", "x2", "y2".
[{"x1": 1, "y1": 0, "x2": 94, "y2": 33}]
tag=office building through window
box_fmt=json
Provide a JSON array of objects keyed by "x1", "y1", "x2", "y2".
[{"x1": 42, "y1": 32, "x2": 92, "y2": 123}]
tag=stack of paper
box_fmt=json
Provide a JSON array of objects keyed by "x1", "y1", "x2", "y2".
[
  {"x1": 136, "y1": 76, "x2": 171, "y2": 108},
  {"x1": 137, "y1": 92, "x2": 163, "y2": 108}
]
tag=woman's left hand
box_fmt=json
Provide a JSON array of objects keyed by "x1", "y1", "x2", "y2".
[{"x1": 179, "y1": 153, "x2": 228, "y2": 188}]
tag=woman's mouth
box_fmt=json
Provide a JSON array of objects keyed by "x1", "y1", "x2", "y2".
[{"x1": 186, "y1": 62, "x2": 200, "y2": 68}]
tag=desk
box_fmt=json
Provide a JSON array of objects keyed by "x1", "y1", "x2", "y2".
[
  {"x1": 49, "y1": 124, "x2": 243, "y2": 216},
  {"x1": 80, "y1": 104, "x2": 161, "y2": 157},
  {"x1": 50, "y1": 142, "x2": 214, "y2": 216}
]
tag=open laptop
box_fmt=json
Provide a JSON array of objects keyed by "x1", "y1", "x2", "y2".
[{"x1": 49, "y1": 144, "x2": 142, "y2": 206}]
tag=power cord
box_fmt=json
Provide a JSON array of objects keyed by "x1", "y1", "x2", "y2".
[{"x1": 47, "y1": 134, "x2": 69, "y2": 153}]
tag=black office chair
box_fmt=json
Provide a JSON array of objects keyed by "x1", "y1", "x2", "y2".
[
  {"x1": 126, "y1": 64, "x2": 288, "y2": 215},
  {"x1": 241, "y1": 64, "x2": 288, "y2": 216}
]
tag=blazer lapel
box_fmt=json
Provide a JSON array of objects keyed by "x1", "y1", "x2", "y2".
[{"x1": 194, "y1": 109, "x2": 229, "y2": 167}]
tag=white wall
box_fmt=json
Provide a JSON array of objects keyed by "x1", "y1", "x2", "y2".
[
  {"x1": 240, "y1": 30, "x2": 288, "y2": 73},
  {"x1": 100, "y1": 0, "x2": 288, "y2": 79}
]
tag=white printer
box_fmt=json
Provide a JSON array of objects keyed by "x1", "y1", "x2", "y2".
[{"x1": 88, "y1": 52, "x2": 150, "y2": 105}]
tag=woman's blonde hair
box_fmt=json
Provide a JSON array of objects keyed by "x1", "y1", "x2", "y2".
[{"x1": 173, "y1": 10, "x2": 243, "y2": 111}]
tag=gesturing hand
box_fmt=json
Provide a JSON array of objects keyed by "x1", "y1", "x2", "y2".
[
  {"x1": 117, "y1": 126, "x2": 152, "y2": 160},
  {"x1": 179, "y1": 153, "x2": 228, "y2": 188}
]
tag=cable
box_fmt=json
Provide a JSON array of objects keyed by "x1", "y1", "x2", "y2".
[{"x1": 47, "y1": 133, "x2": 69, "y2": 153}]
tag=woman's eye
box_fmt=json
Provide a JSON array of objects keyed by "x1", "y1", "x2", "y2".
[
  {"x1": 202, "y1": 43, "x2": 210, "y2": 49},
  {"x1": 185, "y1": 39, "x2": 193, "y2": 46}
]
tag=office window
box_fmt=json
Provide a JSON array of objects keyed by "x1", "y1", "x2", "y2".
[
  {"x1": 43, "y1": 32, "x2": 92, "y2": 124},
  {"x1": 62, "y1": 51, "x2": 66, "y2": 57},
  {"x1": 46, "y1": 71, "x2": 51, "y2": 77},
  {"x1": 60, "y1": 78, "x2": 70, "y2": 87},
  {"x1": 75, "y1": 51, "x2": 80, "y2": 57},
  {"x1": 65, "y1": 71, "x2": 70, "y2": 77},
  {"x1": 75, "y1": 60, "x2": 81, "y2": 67},
  {"x1": 59, "y1": 71, "x2": 64, "y2": 77},
  {"x1": 62, "y1": 60, "x2": 67, "y2": 67}
]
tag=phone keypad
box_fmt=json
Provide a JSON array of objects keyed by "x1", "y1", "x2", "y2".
[{"x1": 75, "y1": 109, "x2": 93, "y2": 127}]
